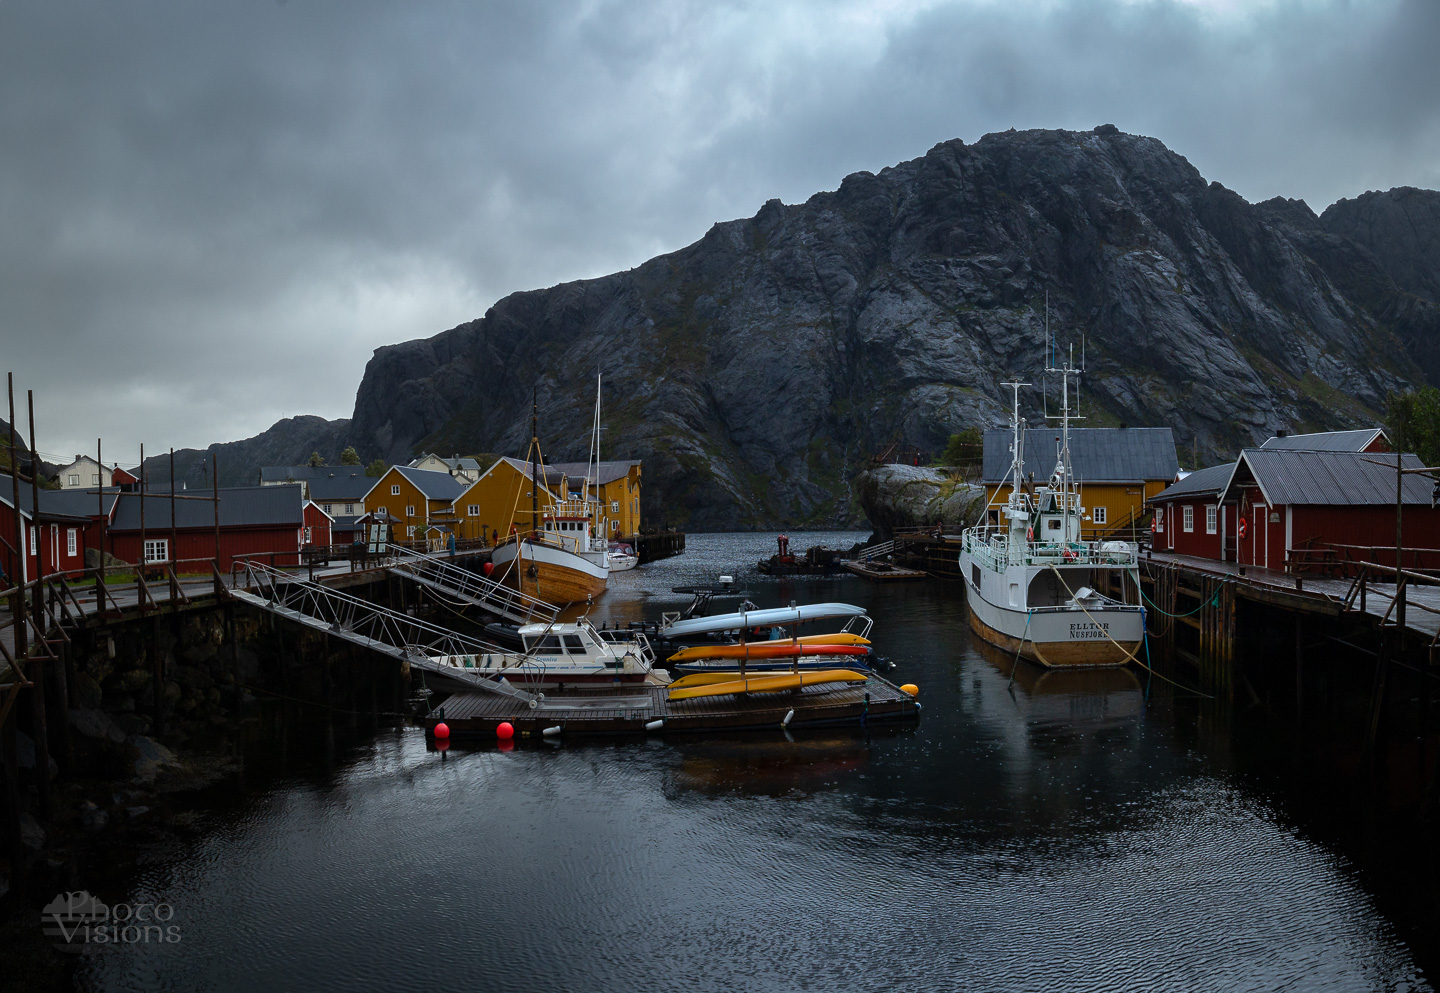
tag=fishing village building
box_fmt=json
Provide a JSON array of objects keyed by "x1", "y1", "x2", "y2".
[
  {"x1": 981, "y1": 427, "x2": 1179, "y2": 540},
  {"x1": 547, "y1": 460, "x2": 642, "y2": 539},
  {"x1": 408, "y1": 454, "x2": 483, "y2": 483},
  {"x1": 451, "y1": 457, "x2": 563, "y2": 545},
  {"x1": 1148, "y1": 429, "x2": 1404, "y2": 568},
  {"x1": 52, "y1": 455, "x2": 112, "y2": 490},
  {"x1": 0, "y1": 484, "x2": 92, "y2": 584},
  {"x1": 363, "y1": 466, "x2": 469, "y2": 543}
]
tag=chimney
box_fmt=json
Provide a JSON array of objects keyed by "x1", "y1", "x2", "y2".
[{"x1": 1277, "y1": 429, "x2": 1288, "y2": 437}]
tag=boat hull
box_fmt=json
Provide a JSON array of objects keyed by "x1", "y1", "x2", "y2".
[
  {"x1": 966, "y1": 606, "x2": 1142, "y2": 667},
  {"x1": 492, "y1": 539, "x2": 608, "y2": 605}
]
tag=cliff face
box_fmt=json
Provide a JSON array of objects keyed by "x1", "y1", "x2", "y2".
[{"x1": 197, "y1": 127, "x2": 1440, "y2": 530}]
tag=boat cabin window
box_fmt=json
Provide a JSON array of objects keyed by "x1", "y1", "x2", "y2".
[
  {"x1": 529, "y1": 635, "x2": 562, "y2": 652},
  {"x1": 562, "y1": 635, "x2": 585, "y2": 653},
  {"x1": 1046, "y1": 518, "x2": 1062, "y2": 531}
]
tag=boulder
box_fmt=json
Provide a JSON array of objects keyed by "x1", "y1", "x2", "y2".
[
  {"x1": 855, "y1": 466, "x2": 988, "y2": 541},
  {"x1": 68, "y1": 708, "x2": 127, "y2": 744},
  {"x1": 130, "y1": 735, "x2": 179, "y2": 784}
]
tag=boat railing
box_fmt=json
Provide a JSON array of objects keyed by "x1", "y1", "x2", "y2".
[{"x1": 963, "y1": 527, "x2": 1139, "y2": 568}]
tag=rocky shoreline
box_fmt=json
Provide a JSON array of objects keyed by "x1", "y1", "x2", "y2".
[{"x1": 854, "y1": 465, "x2": 988, "y2": 542}]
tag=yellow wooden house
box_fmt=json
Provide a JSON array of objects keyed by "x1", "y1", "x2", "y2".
[
  {"x1": 362, "y1": 466, "x2": 470, "y2": 543},
  {"x1": 451, "y1": 457, "x2": 564, "y2": 544},
  {"x1": 548, "y1": 460, "x2": 643, "y2": 539},
  {"x1": 980, "y1": 427, "x2": 1178, "y2": 540}
]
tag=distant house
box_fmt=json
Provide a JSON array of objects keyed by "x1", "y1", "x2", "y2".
[
  {"x1": 1147, "y1": 462, "x2": 1238, "y2": 559},
  {"x1": 981, "y1": 427, "x2": 1178, "y2": 540},
  {"x1": 408, "y1": 454, "x2": 483, "y2": 484},
  {"x1": 1259, "y1": 428, "x2": 1390, "y2": 453},
  {"x1": 303, "y1": 501, "x2": 333, "y2": 548},
  {"x1": 53, "y1": 455, "x2": 111, "y2": 490},
  {"x1": 111, "y1": 466, "x2": 140, "y2": 491}
]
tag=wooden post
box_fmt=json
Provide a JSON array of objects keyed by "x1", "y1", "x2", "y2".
[
  {"x1": 213, "y1": 452, "x2": 221, "y2": 573},
  {"x1": 169, "y1": 448, "x2": 179, "y2": 604},
  {"x1": 96, "y1": 437, "x2": 106, "y2": 601},
  {"x1": 139, "y1": 441, "x2": 146, "y2": 603},
  {"x1": 23, "y1": 390, "x2": 50, "y2": 818}
]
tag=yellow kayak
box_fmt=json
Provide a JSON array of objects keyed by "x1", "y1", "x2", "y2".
[{"x1": 667, "y1": 668, "x2": 869, "y2": 701}]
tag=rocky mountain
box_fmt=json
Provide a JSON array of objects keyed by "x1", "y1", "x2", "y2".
[
  {"x1": 140, "y1": 415, "x2": 351, "y2": 490},
  {"x1": 201, "y1": 126, "x2": 1440, "y2": 529}
]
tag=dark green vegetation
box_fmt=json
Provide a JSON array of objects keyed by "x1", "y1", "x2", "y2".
[{"x1": 1386, "y1": 387, "x2": 1440, "y2": 468}]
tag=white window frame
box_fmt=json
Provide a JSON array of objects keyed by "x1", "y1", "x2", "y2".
[
  {"x1": 468, "y1": 504, "x2": 480, "y2": 517},
  {"x1": 1092, "y1": 506, "x2": 1107, "y2": 525},
  {"x1": 28, "y1": 525, "x2": 37, "y2": 553},
  {"x1": 1206, "y1": 505, "x2": 1217, "y2": 534},
  {"x1": 91, "y1": 474, "x2": 100, "y2": 486},
  {"x1": 67, "y1": 474, "x2": 79, "y2": 486},
  {"x1": 391, "y1": 484, "x2": 401, "y2": 495},
  {"x1": 143, "y1": 538, "x2": 169, "y2": 563},
  {"x1": 1155, "y1": 507, "x2": 1164, "y2": 533},
  {"x1": 323, "y1": 504, "x2": 333, "y2": 514},
  {"x1": 611, "y1": 501, "x2": 620, "y2": 513},
  {"x1": 375, "y1": 505, "x2": 386, "y2": 516},
  {"x1": 67, "y1": 529, "x2": 77, "y2": 557},
  {"x1": 304, "y1": 526, "x2": 312, "y2": 543},
  {"x1": 1183, "y1": 505, "x2": 1194, "y2": 533},
  {"x1": 406, "y1": 525, "x2": 415, "y2": 537},
  {"x1": 345, "y1": 503, "x2": 355, "y2": 515},
  {"x1": 406, "y1": 504, "x2": 416, "y2": 517}
]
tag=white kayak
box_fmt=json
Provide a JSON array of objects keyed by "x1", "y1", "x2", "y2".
[{"x1": 660, "y1": 602, "x2": 868, "y2": 639}]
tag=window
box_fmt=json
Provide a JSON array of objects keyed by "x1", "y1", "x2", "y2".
[
  {"x1": 67, "y1": 474, "x2": 79, "y2": 486},
  {"x1": 405, "y1": 504, "x2": 415, "y2": 517},
  {"x1": 345, "y1": 503, "x2": 355, "y2": 515},
  {"x1": 304, "y1": 527, "x2": 312, "y2": 543},
  {"x1": 1092, "y1": 506, "x2": 1107, "y2": 525},
  {"x1": 375, "y1": 505, "x2": 386, "y2": 516},
  {"x1": 91, "y1": 474, "x2": 100, "y2": 486},
  {"x1": 1155, "y1": 507, "x2": 1164, "y2": 533},
  {"x1": 28, "y1": 526, "x2": 36, "y2": 553},
  {"x1": 468, "y1": 504, "x2": 480, "y2": 516},
  {"x1": 611, "y1": 520, "x2": 619, "y2": 531},
  {"x1": 143, "y1": 538, "x2": 168, "y2": 563},
  {"x1": 1206, "y1": 505, "x2": 1217, "y2": 534},
  {"x1": 611, "y1": 501, "x2": 620, "y2": 512},
  {"x1": 1183, "y1": 505, "x2": 1194, "y2": 532},
  {"x1": 323, "y1": 504, "x2": 333, "y2": 514},
  {"x1": 391, "y1": 484, "x2": 400, "y2": 495},
  {"x1": 67, "y1": 529, "x2": 77, "y2": 557},
  {"x1": 406, "y1": 526, "x2": 415, "y2": 537}
]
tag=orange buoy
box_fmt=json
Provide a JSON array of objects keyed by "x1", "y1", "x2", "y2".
[
  {"x1": 434, "y1": 722, "x2": 450, "y2": 739},
  {"x1": 900, "y1": 683, "x2": 919, "y2": 697},
  {"x1": 496, "y1": 721, "x2": 515, "y2": 740}
]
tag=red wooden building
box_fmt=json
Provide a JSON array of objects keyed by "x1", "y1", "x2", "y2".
[
  {"x1": 0, "y1": 485, "x2": 91, "y2": 585},
  {"x1": 303, "y1": 501, "x2": 333, "y2": 548},
  {"x1": 93, "y1": 484, "x2": 312, "y2": 571},
  {"x1": 1147, "y1": 462, "x2": 1239, "y2": 560}
]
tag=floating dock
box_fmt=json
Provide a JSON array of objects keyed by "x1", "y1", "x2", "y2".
[
  {"x1": 422, "y1": 674, "x2": 920, "y2": 737},
  {"x1": 843, "y1": 559, "x2": 927, "y2": 581}
]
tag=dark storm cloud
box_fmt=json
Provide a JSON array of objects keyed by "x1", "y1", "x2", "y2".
[{"x1": 0, "y1": 0, "x2": 1433, "y2": 462}]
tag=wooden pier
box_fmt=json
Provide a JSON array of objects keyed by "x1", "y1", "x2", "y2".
[
  {"x1": 842, "y1": 559, "x2": 926, "y2": 581},
  {"x1": 632, "y1": 530, "x2": 685, "y2": 564},
  {"x1": 423, "y1": 675, "x2": 920, "y2": 737}
]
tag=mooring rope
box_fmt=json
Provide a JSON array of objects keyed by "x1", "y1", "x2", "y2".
[{"x1": 1046, "y1": 564, "x2": 1214, "y2": 698}]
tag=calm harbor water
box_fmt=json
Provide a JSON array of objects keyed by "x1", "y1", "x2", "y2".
[{"x1": 80, "y1": 532, "x2": 1433, "y2": 992}]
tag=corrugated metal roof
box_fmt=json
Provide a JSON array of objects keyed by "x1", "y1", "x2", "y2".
[
  {"x1": 1229, "y1": 449, "x2": 1433, "y2": 506},
  {"x1": 110, "y1": 485, "x2": 304, "y2": 530},
  {"x1": 1150, "y1": 462, "x2": 1236, "y2": 503},
  {"x1": 0, "y1": 481, "x2": 98, "y2": 523},
  {"x1": 982, "y1": 427, "x2": 1179, "y2": 484},
  {"x1": 393, "y1": 466, "x2": 468, "y2": 501},
  {"x1": 259, "y1": 465, "x2": 341, "y2": 483},
  {"x1": 306, "y1": 473, "x2": 375, "y2": 501},
  {"x1": 1259, "y1": 428, "x2": 1386, "y2": 452},
  {"x1": 547, "y1": 460, "x2": 641, "y2": 485},
  {"x1": 496, "y1": 456, "x2": 565, "y2": 489}
]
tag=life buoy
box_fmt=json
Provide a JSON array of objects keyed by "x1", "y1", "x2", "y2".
[
  {"x1": 1238, "y1": 516, "x2": 1248, "y2": 540},
  {"x1": 1150, "y1": 518, "x2": 1158, "y2": 534},
  {"x1": 1063, "y1": 549, "x2": 1077, "y2": 562},
  {"x1": 1026, "y1": 527, "x2": 1034, "y2": 542}
]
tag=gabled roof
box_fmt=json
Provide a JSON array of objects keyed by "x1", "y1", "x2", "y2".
[
  {"x1": 547, "y1": 460, "x2": 641, "y2": 485},
  {"x1": 472, "y1": 457, "x2": 564, "y2": 494},
  {"x1": 306, "y1": 472, "x2": 375, "y2": 501},
  {"x1": 1259, "y1": 428, "x2": 1389, "y2": 452},
  {"x1": 390, "y1": 465, "x2": 469, "y2": 502},
  {"x1": 110, "y1": 484, "x2": 304, "y2": 530},
  {"x1": 0, "y1": 481, "x2": 96, "y2": 524},
  {"x1": 1150, "y1": 462, "x2": 1237, "y2": 504},
  {"x1": 1221, "y1": 449, "x2": 1433, "y2": 507},
  {"x1": 410, "y1": 454, "x2": 482, "y2": 473},
  {"x1": 982, "y1": 427, "x2": 1179, "y2": 485}
]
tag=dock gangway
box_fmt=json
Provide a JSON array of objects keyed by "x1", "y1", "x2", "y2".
[
  {"x1": 229, "y1": 561, "x2": 537, "y2": 702},
  {"x1": 384, "y1": 544, "x2": 560, "y2": 625}
]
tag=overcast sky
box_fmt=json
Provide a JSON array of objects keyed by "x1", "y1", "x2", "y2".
[{"x1": 2, "y1": 0, "x2": 1437, "y2": 466}]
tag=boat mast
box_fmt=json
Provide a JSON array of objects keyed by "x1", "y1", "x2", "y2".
[
  {"x1": 1043, "y1": 297, "x2": 1083, "y2": 541},
  {"x1": 530, "y1": 387, "x2": 540, "y2": 538},
  {"x1": 588, "y1": 373, "x2": 601, "y2": 542}
]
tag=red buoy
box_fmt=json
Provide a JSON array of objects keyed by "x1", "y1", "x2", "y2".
[
  {"x1": 434, "y1": 722, "x2": 450, "y2": 740},
  {"x1": 497, "y1": 721, "x2": 514, "y2": 740},
  {"x1": 482, "y1": 562, "x2": 495, "y2": 576}
]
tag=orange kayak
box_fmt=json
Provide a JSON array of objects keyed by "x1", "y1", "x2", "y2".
[
  {"x1": 667, "y1": 668, "x2": 869, "y2": 701},
  {"x1": 667, "y1": 642, "x2": 869, "y2": 663}
]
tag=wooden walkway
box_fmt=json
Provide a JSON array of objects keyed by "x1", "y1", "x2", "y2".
[
  {"x1": 1146, "y1": 551, "x2": 1440, "y2": 641},
  {"x1": 843, "y1": 560, "x2": 926, "y2": 581},
  {"x1": 423, "y1": 675, "x2": 920, "y2": 737}
]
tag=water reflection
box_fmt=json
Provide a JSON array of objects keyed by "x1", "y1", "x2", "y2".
[{"x1": 75, "y1": 533, "x2": 1435, "y2": 993}]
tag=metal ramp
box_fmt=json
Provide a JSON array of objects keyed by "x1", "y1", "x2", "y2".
[
  {"x1": 385, "y1": 544, "x2": 559, "y2": 625},
  {"x1": 230, "y1": 561, "x2": 535, "y2": 702}
]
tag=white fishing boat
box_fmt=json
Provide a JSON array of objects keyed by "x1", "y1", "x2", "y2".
[
  {"x1": 607, "y1": 541, "x2": 638, "y2": 571},
  {"x1": 959, "y1": 339, "x2": 1145, "y2": 667},
  {"x1": 429, "y1": 617, "x2": 654, "y2": 691}
]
